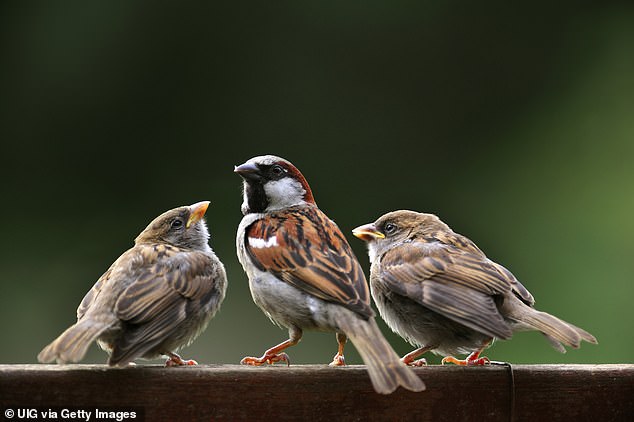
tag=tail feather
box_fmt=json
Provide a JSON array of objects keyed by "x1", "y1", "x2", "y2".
[
  {"x1": 38, "y1": 319, "x2": 111, "y2": 364},
  {"x1": 542, "y1": 332, "x2": 567, "y2": 353},
  {"x1": 337, "y1": 316, "x2": 425, "y2": 394},
  {"x1": 511, "y1": 306, "x2": 597, "y2": 352}
]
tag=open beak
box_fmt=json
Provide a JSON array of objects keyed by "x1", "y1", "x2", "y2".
[
  {"x1": 352, "y1": 223, "x2": 385, "y2": 242},
  {"x1": 187, "y1": 201, "x2": 210, "y2": 228},
  {"x1": 234, "y1": 162, "x2": 262, "y2": 181}
]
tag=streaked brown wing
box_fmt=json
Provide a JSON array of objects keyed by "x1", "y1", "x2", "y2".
[
  {"x1": 436, "y1": 230, "x2": 534, "y2": 305},
  {"x1": 77, "y1": 264, "x2": 116, "y2": 320},
  {"x1": 109, "y1": 245, "x2": 217, "y2": 359},
  {"x1": 115, "y1": 244, "x2": 216, "y2": 321},
  {"x1": 490, "y1": 260, "x2": 534, "y2": 306},
  {"x1": 246, "y1": 206, "x2": 374, "y2": 319},
  {"x1": 379, "y1": 241, "x2": 518, "y2": 339}
]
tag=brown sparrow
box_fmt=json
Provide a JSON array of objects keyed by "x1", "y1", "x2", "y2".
[
  {"x1": 234, "y1": 155, "x2": 424, "y2": 394},
  {"x1": 38, "y1": 201, "x2": 227, "y2": 367},
  {"x1": 353, "y1": 210, "x2": 597, "y2": 366}
]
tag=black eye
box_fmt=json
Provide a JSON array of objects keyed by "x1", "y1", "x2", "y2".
[
  {"x1": 171, "y1": 218, "x2": 184, "y2": 229},
  {"x1": 384, "y1": 223, "x2": 398, "y2": 235},
  {"x1": 270, "y1": 165, "x2": 285, "y2": 177}
]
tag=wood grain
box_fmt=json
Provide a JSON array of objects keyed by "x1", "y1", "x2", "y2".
[{"x1": 1, "y1": 364, "x2": 632, "y2": 421}]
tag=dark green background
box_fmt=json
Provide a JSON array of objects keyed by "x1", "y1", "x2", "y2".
[{"x1": 1, "y1": 1, "x2": 632, "y2": 365}]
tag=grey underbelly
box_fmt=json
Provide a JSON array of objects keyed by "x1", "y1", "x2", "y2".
[
  {"x1": 373, "y1": 288, "x2": 492, "y2": 356},
  {"x1": 249, "y1": 273, "x2": 332, "y2": 331}
]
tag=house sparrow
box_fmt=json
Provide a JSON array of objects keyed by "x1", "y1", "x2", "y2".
[
  {"x1": 38, "y1": 201, "x2": 227, "y2": 367},
  {"x1": 234, "y1": 155, "x2": 424, "y2": 394},
  {"x1": 353, "y1": 210, "x2": 597, "y2": 366}
]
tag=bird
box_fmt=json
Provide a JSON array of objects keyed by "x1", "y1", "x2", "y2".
[
  {"x1": 234, "y1": 155, "x2": 425, "y2": 394},
  {"x1": 38, "y1": 201, "x2": 227, "y2": 367},
  {"x1": 352, "y1": 210, "x2": 597, "y2": 366}
]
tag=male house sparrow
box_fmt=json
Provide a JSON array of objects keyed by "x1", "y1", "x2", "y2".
[
  {"x1": 234, "y1": 155, "x2": 424, "y2": 394},
  {"x1": 353, "y1": 210, "x2": 596, "y2": 366},
  {"x1": 38, "y1": 201, "x2": 227, "y2": 367}
]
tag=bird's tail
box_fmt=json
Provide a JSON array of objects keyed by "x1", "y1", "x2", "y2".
[
  {"x1": 38, "y1": 319, "x2": 111, "y2": 364},
  {"x1": 507, "y1": 302, "x2": 597, "y2": 352},
  {"x1": 337, "y1": 315, "x2": 425, "y2": 394}
]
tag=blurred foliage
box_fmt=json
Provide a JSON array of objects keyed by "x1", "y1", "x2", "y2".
[{"x1": 0, "y1": 0, "x2": 632, "y2": 365}]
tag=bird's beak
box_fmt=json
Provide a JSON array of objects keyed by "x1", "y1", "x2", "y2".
[
  {"x1": 352, "y1": 223, "x2": 385, "y2": 242},
  {"x1": 234, "y1": 162, "x2": 262, "y2": 181},
  {"x1": 187, "y1": 201, "x2": 210, "y2": 228}
]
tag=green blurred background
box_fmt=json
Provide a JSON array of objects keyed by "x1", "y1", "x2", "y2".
[{"x1": 0, "y1": 1, "x2": 632, "y2": 366}]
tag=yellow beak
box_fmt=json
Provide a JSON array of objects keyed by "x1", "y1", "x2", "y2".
[
  {"x1": 352, "y1": 223, "x2": 385, "y2": 242},
  {"x1": 187, "y1": 201, "x2": 210, "y2": 228}
]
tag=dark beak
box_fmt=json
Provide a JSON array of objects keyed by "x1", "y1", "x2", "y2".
[{"x1": 234, "y1": 162, "x2": 262, "y2": 182}]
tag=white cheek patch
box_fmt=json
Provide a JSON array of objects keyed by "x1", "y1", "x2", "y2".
[
  {"x1": 264, "y1": 178, "x2": 307, "y2": 211},
  {"x1": 248, "y1": 236, "x2": 279, "y2": 249}
]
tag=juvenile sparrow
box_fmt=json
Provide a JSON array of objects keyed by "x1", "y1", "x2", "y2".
[
  {"x1": 38, "y1": 201, "x2": 227, "y2": 367},
  {"x1": 353, "y1": 210, "x2": 597, "y2": 366},
  {"x1": 234, "y1": 155, "x2": 424, "y2": 394}
]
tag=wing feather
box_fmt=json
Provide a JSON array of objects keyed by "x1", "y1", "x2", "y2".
[
  {"x1": 379, "y1": 240, "x2": 518, "y2": 339},
  {"x1": 108, "y1": 245, "x2": 217, "y2": 360},
  {"x1": 115, "y1": 245, "x2": 216, "y2": 322},
  {"x1": 246, "y1": 206, "x2": 374, "y2": 319}
]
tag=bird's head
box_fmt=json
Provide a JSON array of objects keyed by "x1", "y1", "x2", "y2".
[
  {"x1": 135, "y1": 201, "x2": 211, "y2": 250},
  {"x1": 234, "y1": 155, "x2": 315, "y2": 215},
  {"x1": 352, "y1": 210, "x2": 448, "y2": 262}
]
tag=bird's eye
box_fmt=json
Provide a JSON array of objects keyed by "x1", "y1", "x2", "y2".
[
  {"x1": 171, "y1": 218, "x2": 184, "y2": 229},
  {"x1": 384, "y1": 223, "x2": 398, "y2": 235},
  {"x1": 270, "y1": 165, "x2": 285, "y2": 177}
]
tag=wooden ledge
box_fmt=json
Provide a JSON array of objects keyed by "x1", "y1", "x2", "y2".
[{"x1": 1, "y1": 364, "x2": 632, "y2": 421}]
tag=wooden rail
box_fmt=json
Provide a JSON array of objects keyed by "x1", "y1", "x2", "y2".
[{"x1": 1, "y1": 364, "x2": 632, "y2": 421}]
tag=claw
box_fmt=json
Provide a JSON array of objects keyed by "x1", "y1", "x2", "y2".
[
  {"x1": 241, "y1": 336, "x2": 299, "y2": 367},
  {"x1": 470, "y1": 357, "x2": 490, "y2": 365},
  {"x1": 329, "y1": 332, "x2": 347, "y2": 367},
  {"x1": 165, "y1": 353, "x2": 198, "y2": 367},
  {"x1": 240, "y1": 352, "x2": 290, "y2": 366},
  {"x1": 441, "y1": 354, "x2": 490, "y2": 366},
  {"x1": 401, "y1": 345, "x2": 434, "y2": 367},
  {"x1": 441, "y1": 339, "x2": 493, "y2": 366},
  {"x1": 403, "y1": 357, "x2": 428, "y2": 367},
  {"x1": 329, "y1": 352, "x2": 346, "y2": 367}
]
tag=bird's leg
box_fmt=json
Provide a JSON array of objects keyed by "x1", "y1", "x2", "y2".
[
  {"x1": 401, "y1": 345, "x2": 436, "y2": 367},
  {"x1": 441, "y1": 338, "x2": 493, "y2": 366},
  {"x1": 329, "y1": 332, "x2": 347, "y2": 367},
  {"x1": 241, "y1": 327, "x2": 302, "y2": 367},
  {"x1": 165, "y1": 352, "x2": 198, "y2": 367}
]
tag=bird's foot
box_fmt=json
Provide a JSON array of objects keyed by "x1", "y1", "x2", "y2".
[
  {"x1": 328, "y1": 352, "x2": 346, "y2": 367},
  {"x1": 240, "y1": 352, "x2": 290, "y2": 366},
  {"x1": 401, "y1": 345, "x2": 433, "y2": 367},
  {"x1": 165, "y1": 352, "x2": 198, "y2": 367},
  {"x1": 441, "y1": 354, "x2": 490, "y2": 366},
  {"x1": 442, "y1": 339, "x2": 492, "y2": 366},
  {"x1": 402, "y1": 356, "x2": 428, "y2": 367}
]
